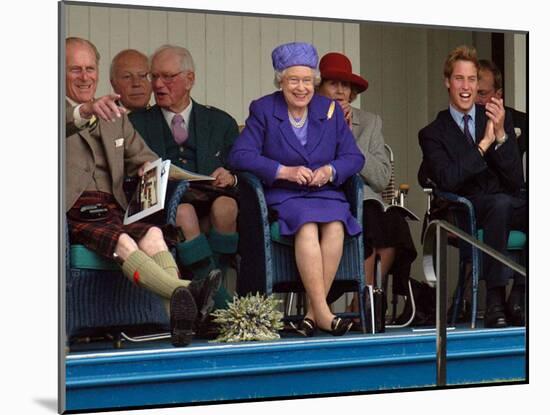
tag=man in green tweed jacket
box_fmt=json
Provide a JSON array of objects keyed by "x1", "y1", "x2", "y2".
[{"x1": 129, "y1": 45, "x2": 239, "y2": 311}]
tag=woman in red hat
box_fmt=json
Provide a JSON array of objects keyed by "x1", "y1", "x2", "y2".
[{"x1": 318, "y1": 52, "x2": 417, "y2": 326}]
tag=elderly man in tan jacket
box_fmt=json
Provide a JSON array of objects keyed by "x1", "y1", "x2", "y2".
[{"x1": 65, "y1": 37, "x2": 220, "y2": 346}]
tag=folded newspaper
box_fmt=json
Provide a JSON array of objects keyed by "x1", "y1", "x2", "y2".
[{"x1": 123, "y1": 158, "x2": 214, "y2": 225}]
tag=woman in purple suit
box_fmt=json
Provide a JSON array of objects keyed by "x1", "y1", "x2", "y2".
[{"x1": 228, "y1": 42, "x2": 365, "y2": 337}]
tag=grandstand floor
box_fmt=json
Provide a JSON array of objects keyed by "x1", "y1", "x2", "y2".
[{"x1": 64, "y1": 324, "x2": 526, "y2": 412}]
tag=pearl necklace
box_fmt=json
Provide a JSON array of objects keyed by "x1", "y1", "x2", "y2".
[{"x1": 288, "y1": 107, "x2": 308, "y2": 128}]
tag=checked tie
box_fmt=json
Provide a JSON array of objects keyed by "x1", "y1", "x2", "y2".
[{"x1": 171, "y1": 114, "x2": 188, "y2": 145}]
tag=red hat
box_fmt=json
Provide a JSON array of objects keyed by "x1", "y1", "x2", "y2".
[{"x1": 319, "y1": 52, "x2": 368, "y2": 93}]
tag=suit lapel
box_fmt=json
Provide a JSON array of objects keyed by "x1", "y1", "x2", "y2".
[
  {"x1": 94, "y1": 120, "x2": 124, "y2": 183},
  {"x1": 474, "y1": 105, "x2": 487, "y2": 144},
  {"x1": 304, "y1": 96, "x2": 326, "y2": 155},
  {"x1": 190, "y1": 100, "x2": 210, "y2": 172},
  {"x1": 148, "y1": 105, "x2": 169, "y2": 157},
  {"x1": 274, "y1": 93, "x2": 310, "y2": 162},
  {"x1": 442, "y1": 109, "x2": 476, "y2": 149}
]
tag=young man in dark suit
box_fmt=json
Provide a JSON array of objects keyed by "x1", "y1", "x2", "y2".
[
  {"x1": 418, "y1": 45, "x2": 526, "y2": 328},
  {"x1": 129, "y1": 45, "x2": 239, "y2": 311}
]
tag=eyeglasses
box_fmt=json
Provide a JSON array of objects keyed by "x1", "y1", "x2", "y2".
[
  {"x1": 285, "y1": 76, "x2": 314, "y2": 87},
  {"x1": 150, "y1": 71, "x2": 184, "y2": 84},
  {"x1": 118, "y1": 72, "x2": 151, "y2": 83}
]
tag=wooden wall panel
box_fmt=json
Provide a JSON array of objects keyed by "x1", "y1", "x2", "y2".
[
  {"x1": 147, "y1": 10, "x2": 168, "y2": 53},
  {"x1": 360, "y1": 24, "x2": 382, "y2": 114},
  {"x1": 295, "y1": 19, "x2": 313, "y2": 44},
  {"x1": 109, "y1": 8, "x2": 129, "y2": 60},
  {"x1": 205, "y1": 14, "x2": 225, "y2": 109},
  {"x1": 224, "y1": 15, "x2": 244, "y2": 123},
  {"x1": 166, "y1": 11, "x2": 187, "y2": 50},
  {"x1": 427, "y1": 29, "x2": 451, "y2": 120},
  {"x1": 67, "y1": 5, "x2": 89, "y2": 38},
  {"x1": 89, "y1": 7, "x2": 109, "y2": 89},
  {"x1": 242, "y1": 17, "x2": 261, "y2": 122},
  {"x1": 329, "y1": 22, "x2": 344, "y2": 51},
  {"x1": 259, "y1": 17, "x2": 278, "y2": 97},
  {"x1": 343, "y1": 23, "x2": 361, "y2": 109},
  {"x1": 129, "y1": 9, "x2": 150, "y2": 52},
  {"x1": 186, "y1": 13, "x2": 206, "y2": 104},
  {"x1": 278, "y1": 18, "x2": 296, "y2": 44},
  {"x1": 312, "y1": 21, "x2": 331, "y2": 60}
]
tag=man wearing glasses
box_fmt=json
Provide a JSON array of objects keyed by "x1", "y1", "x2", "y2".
[
  {"x1": 110, "y1": 49, "x2": 153, "y2": 113},
  {"x1": 129, "y1": 45, "x2": 240, "y2": 322}
]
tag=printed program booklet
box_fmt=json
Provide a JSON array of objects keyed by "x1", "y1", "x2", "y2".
[
  {"x1": 363, "y1": 197, "x2": 420, "y2": 221},
  {"x1": 123, "y1": 158, "x2": 214, "y2": 224}
]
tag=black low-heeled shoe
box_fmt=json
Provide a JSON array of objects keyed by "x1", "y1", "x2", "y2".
[
  {"x1": 320, "y1": 317, "x2": 353, "y2": 337},
  {"x1": 289, "y1": 317, "x2": 317, "y2": 337},
  {"x1": 170, "y1": 286, "x2": 198, "y2": 347},
  {"x1": 485, "y1": 305, "x2": 508, "y2": 329}
]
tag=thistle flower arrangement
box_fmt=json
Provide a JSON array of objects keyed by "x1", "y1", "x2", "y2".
[{"x1": 210, "y1": 293, "x2": 284, "y2": 343}]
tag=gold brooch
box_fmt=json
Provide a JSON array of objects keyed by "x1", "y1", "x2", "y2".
[{"x1": 327, "y1": 101, "x2": 335, "y2": 120}]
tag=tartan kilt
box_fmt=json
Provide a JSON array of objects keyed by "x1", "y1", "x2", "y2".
[
  {"x1": 67, "y1": 191, "x2": 178, "y2": 259},
  {"x1": 175, "y1": 182, "x2": 239, "y2": 218}
]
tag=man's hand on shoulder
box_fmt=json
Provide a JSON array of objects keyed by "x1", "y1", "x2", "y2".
[{"x1": 79, "y1": 93, "x2": 127, "y2": 122}]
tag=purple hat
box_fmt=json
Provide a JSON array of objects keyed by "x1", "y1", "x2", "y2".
[{"x1": 271, "y1": 42, "x2": 319, "y2": 72}]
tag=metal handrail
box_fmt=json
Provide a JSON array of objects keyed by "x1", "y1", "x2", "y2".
[{"x1": 422, "y1": 219, "x2": 526, "y2": 387}]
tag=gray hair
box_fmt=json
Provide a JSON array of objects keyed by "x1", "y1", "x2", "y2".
[
  {"x1": 273, "y1": 67, "x2": 321, "y2": 89},
  {"x1": 151, "y1": 44, "x2": 195, "y2": 73},
  {"x1": 66, "y1": 37, "x2": 100, "y2": 64},
  {"x1": 109, "y1": 49, "x2": 149, "y2": 80}
]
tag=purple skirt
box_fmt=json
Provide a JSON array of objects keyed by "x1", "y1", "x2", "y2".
[{"x1": 271, "y1": 196, "x2": 361, "y2": 236}]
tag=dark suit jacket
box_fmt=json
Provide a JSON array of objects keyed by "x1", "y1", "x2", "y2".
[
  {"x1": 508, "y1": 106, "x2": 527, "y2": 157},
  {"x1": 418, "y1": 104, "x2": 523, "y2": 197},
  {"x1": 129, "y1": 101, "x2": 239, "y2": 175}
]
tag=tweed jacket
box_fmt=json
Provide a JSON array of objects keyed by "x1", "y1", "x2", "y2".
[
  {"x1": 228, "y1": 91, "x2": 365, "y2": 207},
  {"x1": 418, "y1": 104, "x2": 523, "y2": 196},
  {"x1": 65, "y1": 100, "x2": 157, "y2": 211},
  {"x1": 351, "y1": 107, "x2": 391, "y2": 202},
  {"x1": 129, "y1": 101, "x2": 239, "y2": 175}
]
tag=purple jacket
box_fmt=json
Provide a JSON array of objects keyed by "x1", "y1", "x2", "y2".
[{"x1": 228, "y1": 91, "x2": 365, "y2": 207}]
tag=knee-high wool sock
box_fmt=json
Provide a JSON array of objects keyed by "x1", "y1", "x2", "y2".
[
  {"x1": 122, "y1": 250, "x2": 187, "y2": 300},
  {"x1": 176, "y1": 234, "x2": 216, "y2": 280},
  {"x1": 208, "y1": 229, "x2": 239, "y2": 309},
  {"x1": 151, "y1": 250, "x2": 181, "y2": 280}
]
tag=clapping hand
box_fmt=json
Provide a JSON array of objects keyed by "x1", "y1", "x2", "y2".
[
  {"x1": 484, "y1": 97, "x2": 506, "y2": 140},
  {"x1": 478, "y1": 119, "x2": 496, "y2": 155}
]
